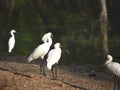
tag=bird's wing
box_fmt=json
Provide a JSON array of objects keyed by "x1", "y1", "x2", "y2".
[
  {"x1": 47, "y1": 48, "x2": 61, "y2": 63},
  {"x1": 8, "y1": 37, "x2": 15, "y2": 52},
  {"x1": 47, "y1": 49, "x2": 55, "y2": 62},
  {"x1": 106, "y1": 62, "x2": 120, "y2": 76},
  {"x1": 31, "y1": 43, "x2": 50, "y2": 59},
  {"x1": 47, "y1": 48, "x2": 61, "y2": 70}
]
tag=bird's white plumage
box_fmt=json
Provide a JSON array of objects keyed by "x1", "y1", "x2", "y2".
[
  {"x1": 47, "y1": 43, "x2": 62, "y2": 70},
  {"x1": 42, "y1": 32, "x2": 52, "y2": 42},
  {"x1": 27, "y1": 32, "x2": 53, "y2": 63},
  {"x1": 105, "y1": 55, "x2": 120, "y2": 76},
  {"x1": 8, "y1": 30, "x2": 16, "y2": 53}
]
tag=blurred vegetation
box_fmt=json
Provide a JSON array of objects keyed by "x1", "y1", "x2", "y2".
[{"x1": 0, "y1": 0, "x2": 120, "y2": 65}]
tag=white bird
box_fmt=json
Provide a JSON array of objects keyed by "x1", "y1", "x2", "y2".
[
  {"x1": 47, "y1": 43, "x2": 62, "y2": 79},
  {"x1": 27, "y1": 32, "x2": 53, "y2": 75},
  {"x1": 8, "y1": 30, "x2": 16, "y2": 53},
  {"x1": 105, "y1": 55, "x2": 120, "y2": 90}
]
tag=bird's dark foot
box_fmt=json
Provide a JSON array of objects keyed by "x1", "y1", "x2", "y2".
[
  {"x1": 51, "y1": 78, "x2": 57, "y2": 80},
  {"x1": 89, "y1": 73, "x2": 97, "y2": 77},
  {"x1": 43, "y1": 73, "x2": 47, "y2": 76},
  {"x1": 40, "y1": 72, "x2": 47, "y2": 75}
]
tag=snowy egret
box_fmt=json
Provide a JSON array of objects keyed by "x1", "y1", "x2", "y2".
[
  {"x1": 47, "y1": 43, "x2": 62, "y2": 79},
  {"x1": 8, "y1": 30, "x2": 16, "y2": 53},
  {"x1": 27, "y1": 32, "x2": 53, "y2": 75},
  {"x1": 105, "y1": 55, "x2": 120, "y2": 90}
]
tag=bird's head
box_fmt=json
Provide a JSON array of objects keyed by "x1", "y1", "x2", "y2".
[
  {"x1": 42, "y1": 32, "x2": 53, "y2": 42},
  {"x1": 106, "y1": 55, "x2": 113, "y2": 63},
  {"x1": 54, "y1": 43, "x2": 61, "y2": 48},
  {"x1": 10, "y1": 30, "x2": 16, "y2": 34}
]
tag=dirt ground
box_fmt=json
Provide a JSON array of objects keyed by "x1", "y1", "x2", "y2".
[{"x1": 0, "y1": 54, "x2": 114, "y2": 90}]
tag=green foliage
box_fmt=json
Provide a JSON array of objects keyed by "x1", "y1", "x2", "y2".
[{"x1": 15, "y1": 31, "x2": 33, "y2": 55}]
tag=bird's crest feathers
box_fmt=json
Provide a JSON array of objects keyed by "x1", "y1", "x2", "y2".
[{"x1": 42, "y1": 32, "x2": 52, "y2": 42}]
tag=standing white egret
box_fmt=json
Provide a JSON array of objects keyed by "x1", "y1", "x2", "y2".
[
  {"x1": 8, "y1": 30, "x2": 16, "y2": 53},
  {"x1": 27, "y1": 32, "x2": 53, "y2": 75},
  {"x1": 47, "y1": 43, "x2": 62, "y2": 79},
  {"x1": 105, "y1": 55, "x2": 120, "y2": 90}
]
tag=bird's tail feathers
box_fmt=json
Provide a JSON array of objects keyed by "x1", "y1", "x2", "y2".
[
  {"x1": 8, "y1": 49, "x2": 12, "y2": 53},
  {"x1": 47, "y1": 63, "x2": 52, "y2": 70},
  {"x1": 27, "y1": 55, "x2": 33, "y2": 63}
]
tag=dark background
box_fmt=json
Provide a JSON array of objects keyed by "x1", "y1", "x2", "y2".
[{"x1": 0, "y1": 0, "x2": 120, "y2": 65}]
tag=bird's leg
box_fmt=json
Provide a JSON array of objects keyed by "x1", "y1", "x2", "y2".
[
  {"x1": 114, "y1": 76, "x2": 117, "y2": 90},
  {"x1": 117, "y1": 76, "x2": 119, "y2": 90},
  {"x1": 55, "y1": 64, "x2": 57, "y2": 79},
  {"x1": 42, "y1": 60, "x2": 46, "y2": 75},
  {"x1": 50, "y1": 69, "x2": 52, "y2": 78},
  {"x1": 51, "y1": 66, "x2": 55, "y2": 79},
  {"x1": 39, "y1": 60, "x2": 43, "y2": 74},
  {"x1": 51, "y1": 64, "x2": 57, "y2": 80},
  {"x1": 8, "y1": 52, "x2": 14, "y2": 57}
]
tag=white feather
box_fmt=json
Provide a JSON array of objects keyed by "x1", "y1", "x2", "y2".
[
  {"x1": 105, "y1": 55, "x2": 120, "y2": 76},
  {"x1": 42, "y1": 32, "x2": 52, "y2": 42},
  {"x1": 47, "y1": 43, "x2": 62, "y2": 70}
]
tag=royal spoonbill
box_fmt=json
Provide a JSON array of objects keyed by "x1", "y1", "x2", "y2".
[
  {"x1": 47, "y1": 43, "x2": 62, "y2": 79},
  {"x1": 8, "y1": 30, "x2": 16, "y2": 53},
  {"x1": 105, "y1": 55, "x2": 120, "y2": 90},
  {"x1": 27, "y1": 32, "x2": 53, "y2": 75}
]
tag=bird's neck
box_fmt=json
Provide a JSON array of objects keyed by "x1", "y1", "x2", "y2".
[
  {"x1": 55, "y1": 46, "x2": 60, "y2": 49},
  {"x1": 11, "y1": 32, "x2": 15, "y2": 37},
  {"x1": 47, "y1": 37, "x2": 52, "y2": 45},
  {"x1": 105, "y1": 60, "x2": 112, "y2": 65}
]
